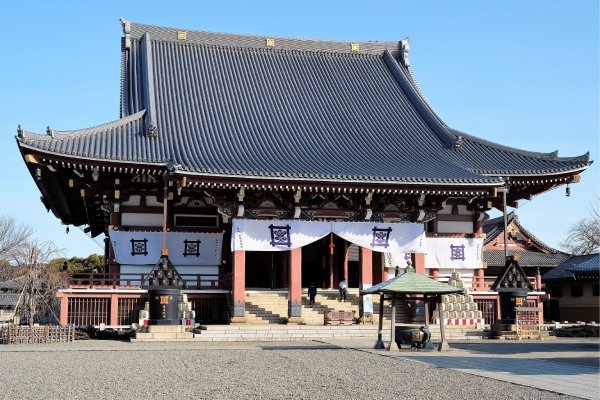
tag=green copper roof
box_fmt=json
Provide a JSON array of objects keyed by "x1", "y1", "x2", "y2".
[{"x1": 362, "y1": 262, "x2": 463, "y2": 295}]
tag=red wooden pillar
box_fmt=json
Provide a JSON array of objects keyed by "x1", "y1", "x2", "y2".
[
  {"x1": 411, "y1": 253, "x2": 426, "y2": 276},
  {"x1": 58, "y1": 293, "x2": 68, "y2": 327},
  {"x1": 495, "y1": 295, "x2": 502, "y2": 322},
  {"x1": 359, "y1": 247, "x2": 373, "y2": 319},
  {"x1": 231, "y1": 250, "x2": 247, "y2": 322},
  {"x1": 430, "y1": 268, "x2": 439, "y2": 281},
  {"x1": 109, "y1": 294, "x2": 119, "y2": 326},
  {"x1": 288, "y1": 247, "x2": 303, "y2": 323},
  {"x1": 475, "y1": 268, "x2": 485, "y2": 290}
]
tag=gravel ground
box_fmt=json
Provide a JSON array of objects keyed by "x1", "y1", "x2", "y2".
[{"x1": 0, "y1": 340, "x2": 585, "y2": 400}]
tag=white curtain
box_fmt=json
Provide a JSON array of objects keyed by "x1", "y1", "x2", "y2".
[
  {"x1": 331, "y1": 221, "x2": 425, "y2": 254},
  {"x1": 109, "y1": 231, "x2": 223, "y2": 266},
  {"x1": 424, "y1": 237, "x2": 483, "y2": 270},
  {"x1": 232, "y1": 219, "x2": 331, "y2": 251},
  {"x1": 231, "y1": 219, "x2": 426, "y2": 253}
]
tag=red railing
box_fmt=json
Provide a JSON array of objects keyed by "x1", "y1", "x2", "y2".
[
  {"x1": 426, "y1": 274, "x2": 539, "y2": 292},
  {"x1": 68, "y1": 272, "x2": 230, "y2": 290}
]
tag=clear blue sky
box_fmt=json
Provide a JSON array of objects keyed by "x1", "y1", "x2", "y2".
[{"x1": 1, "y1": 1, "x2": 598, "y2": 258}]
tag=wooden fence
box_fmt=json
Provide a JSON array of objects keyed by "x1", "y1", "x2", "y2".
[{"x1": 0, "y1": 324, "x2": 75, "y2": 344}]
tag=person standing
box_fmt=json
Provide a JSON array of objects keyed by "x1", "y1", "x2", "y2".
[
  {"x1": 339, "y1": 278, "x2": 348, "y2": 302},
  {"x1": 308, "y1": 282, "x2": 317, "y2": 307}
]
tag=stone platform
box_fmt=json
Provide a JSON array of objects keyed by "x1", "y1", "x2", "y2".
[{"x1": 131, "y1": 325, "x2": 195, "y2": 342}]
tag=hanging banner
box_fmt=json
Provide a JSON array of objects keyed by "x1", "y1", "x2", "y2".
[
  {"x1": 109, "y1": 231, "x2": 223, "y2": 266},
  {"x1": 383, "y1": 252, "x2": 413, "y2": 271},
  {"x1": 331, "y1": 221, "x2": 425, "y2": 254},
  {"x1": 424, "y1": 237, "x2": 483, "y2": 270},
  {"x1": 362, "y1": 283, "x2": 374, "y2": 315},
  {"x1": 232, "y1": 219, "x2": 331, "y2": 251},
  {"x1": 231, "y1": 219, "x2": 425, "y2": 253}
]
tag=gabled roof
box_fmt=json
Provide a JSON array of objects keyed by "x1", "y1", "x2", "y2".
[
  {"x1": 482, "y1": 212, "x2": 569, "y2": 268},
  {"x1": 483, "y1": 211, "x2": 564, "y2": 253},
  {"x1": 491, "y1": 257, "x2": 535, "y2": 292},
  {"x1": 542, "y1": 253, "x2": 600, "y2": 280},
  {"x1": 16, "y1": 20, "x2": 591, "y2": 187}
]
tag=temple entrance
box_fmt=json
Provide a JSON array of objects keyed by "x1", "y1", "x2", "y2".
[
  {"x1": 244, "y1": 236, "x2": 356, "y2": 289},
  {"x1": 302, "y1": 240, "x2": 323, "y2": 288},
  {"x1": 347, "y1": 244, "x2": 360, "y2": 287},
  {"x1": 245, "y1": 251, "x2": 286, "y2": 289}
]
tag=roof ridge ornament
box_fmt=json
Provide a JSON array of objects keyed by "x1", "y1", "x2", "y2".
[
  {"x1": 147, "y1": 123, "x2": 158, "y2": 138},
  {"x1": 400, "y1": 37, "x2": 410, "y2": 67},
  {"x1": 17, "y1": 125, "x2": 23, "y2": 138},
  {"x1": 120, "y1": 17, "x2": 131, "y2": 49},
  {"x1": 453, "y1": 135, "x2": 463, "y2": 151},
  {"x1": 46, "y1": 126, "x2": 55, "y2": 138}
]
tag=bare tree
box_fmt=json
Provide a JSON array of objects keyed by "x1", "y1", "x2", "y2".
[
  {"x1": 0, "y1": 216, "x2": 34, "y2": 259},
  {"x1": 559, "y1": 204, "x2": 600, "y2": 255},
  {"x1": 10, "y1": 239, "x2": 67, "y2": 325}
]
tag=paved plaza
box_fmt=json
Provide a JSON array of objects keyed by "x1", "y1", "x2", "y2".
[
  {"x1": 323, "y1": 338, "x2": 600, "y2": 400},
  {"x1": 0, "y1": 338, "x2": 597, "y2": 399}
]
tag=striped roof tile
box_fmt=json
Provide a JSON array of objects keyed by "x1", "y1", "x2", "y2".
[{"x1": 16, "y1": 21, "x2": 591, "y2": 186}]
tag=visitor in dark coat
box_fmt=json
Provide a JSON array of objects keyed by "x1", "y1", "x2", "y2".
[{"x1": 308, "y1": 282, "x2": 317, "y2": 306}]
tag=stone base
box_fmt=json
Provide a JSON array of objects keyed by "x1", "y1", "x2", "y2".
[
  {"x1": 132, "y1": 325, "x2": 194, "y2": 342},
  {"x1": 230, "y1": 316, "x2": 248, "y2": 324},
  {"x1": 286, "y1": 317, "x2": 304, "y2": 325}
]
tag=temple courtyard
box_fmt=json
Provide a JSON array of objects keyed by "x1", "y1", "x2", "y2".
[{"x1": 0, "y1": 338, "x2": 597, "y2": 399}]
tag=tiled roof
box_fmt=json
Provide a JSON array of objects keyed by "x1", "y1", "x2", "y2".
[
  {"x1": 483, "y1": 212, "x2": 563, "y2": 253},
  {"x1": 484, "y1": 250, "x2": 570, "y2": 268},
  {"x1": 362, "y1": 264, "x2": 463, "y2": 295},
  {"x1": 16, "y1": 21, "x2": 591, "y2": 185},
  {"x1": 0, "y1": 276, "x2": 25, "y2": 290},
  {"x1": 566, "y1": 254, "x2": 600, "y2": 276},
  {"x1": 542, "y1": 254, "x2": 600, "y2": 280},
  {"x1": 0, "y1": 294, "x2": 20, "y2": 307}
]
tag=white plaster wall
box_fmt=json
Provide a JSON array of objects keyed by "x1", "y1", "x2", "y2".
[
  {"x1": 145, "y1": 196, "x2": 162, "y2": 207},
  {"x1": 437, "y1": 204, "x2": 470, "y2": 215},
  {"x1": 436, "y1": 220, "x2": 474, "y2": 234},
  {"x1": 121, "y1": 195, "x2": 162, "y2": 207},
  {"x1": 121, "y1": 213, "x2": 163, "y2": 227}
]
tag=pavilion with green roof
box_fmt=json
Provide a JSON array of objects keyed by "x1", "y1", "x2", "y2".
[{"x1": 362, "y1": 261, "x2": 463, "y2": 351}]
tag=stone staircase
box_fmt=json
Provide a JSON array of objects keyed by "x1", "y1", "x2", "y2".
[
  {"x1": 193, "y1": 323, "x2": 488, "y2": 342},
  {"x1": 244, "y1": 291, "x2": 289, "y2": 324},
  {"x1": 242, "y1": 289, "x2": 410, "y2": 325}
]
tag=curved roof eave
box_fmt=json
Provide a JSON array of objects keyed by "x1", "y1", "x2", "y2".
[
  {"x1": 476, "y1": 165, "x2": 591, "y2": 177},
  {"x1": 449, "y1": 128, "x2": 591, "y2": 163},
  {"x1": 16, "y1": 110, "x2": 146, "y2": 142},
  {"x1": 173, "y1": 169, "x2": 505, "y2": 187},
  {"x1": 16, "y1": 142, "x2": 170, "y2": 168}
]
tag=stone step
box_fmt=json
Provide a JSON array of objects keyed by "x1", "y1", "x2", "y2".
[
  {"x1": 240, "y1": 291, "x2": 413, "y2": 325},
  {"x1": 193, "y1": 324, "x2": 487, "y2": 342}
]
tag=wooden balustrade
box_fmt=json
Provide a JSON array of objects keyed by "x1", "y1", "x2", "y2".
[
  {"x1": 425, "y1": 274, "x2": 539, "y2": 292},
  {"x1": 68, "y1": 272, "x2": 230, "y2": 290}
]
